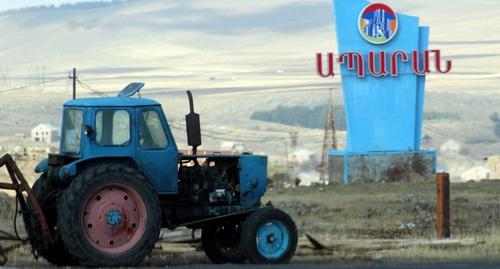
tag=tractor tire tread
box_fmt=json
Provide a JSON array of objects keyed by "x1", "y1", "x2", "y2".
[
  {"x1": 57, "y1": 163, "x2": 161, "y2": 267},
  {"x1": 240, "y1": 207, "x2": 297, "y2": 264},
  {"x1": 202, "y1": 225, "x2": 246, "y2": 264}
]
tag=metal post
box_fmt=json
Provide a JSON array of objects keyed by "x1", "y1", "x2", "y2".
[
  {"x1": 436, "y1": 172, "x2": 451, "y2": 238},
  {"x1": 0, "y1": 242, "x2": 6, "y2": 266}
]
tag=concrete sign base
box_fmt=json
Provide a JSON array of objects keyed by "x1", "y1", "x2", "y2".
[{"x1": 328, "y1": 150, "x2": 437, "y2": 184}]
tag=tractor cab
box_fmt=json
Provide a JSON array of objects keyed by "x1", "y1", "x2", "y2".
[{"x1": 43, "y1": 84, "x2": 180, "y2": 193}]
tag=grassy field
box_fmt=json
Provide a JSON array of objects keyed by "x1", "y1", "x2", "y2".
[
  {"x1": 265, "y1": 180, "x2": 500, "y2": 238},
  {"x1": 1, "y1": 180, "x2": 500, "y2": 265},
  {"x1": 263, "y1": 180, "x2": 500, "y2": 261}
]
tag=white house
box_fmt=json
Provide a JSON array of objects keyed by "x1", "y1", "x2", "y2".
[
  {"x1": 31, "y1": 124, "x2": 59, "y2": 143},
  {"x1": 289, "y1": 149, "x2": 315, "y2": 165},
  {"x1": 460, "y1": 166, "x2": 490, "y2": 182},
  {"x1": 486, "y1": 155, "x2": 500, "y2": 179},
  {"x1": 440, "y1": 139, "x2": 461, "y2": 155},
  {"x1": 421, "y1": 134, "x2": 434, "y2": 149},
  {"x1": 220, "y1": 141, "x2": 245, "y2": 152}
]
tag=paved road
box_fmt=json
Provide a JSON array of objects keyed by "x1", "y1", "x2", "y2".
[
  {"x1": 5, "y1": 261, "x2": 500, "y2": 268},
  {"x1": 162, "y1": 262, "x2": 500, "y2": 269}
]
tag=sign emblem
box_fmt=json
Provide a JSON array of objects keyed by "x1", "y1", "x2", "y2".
[{"x1": 358, "y1": 3, "x2": 398, "y2": 45}]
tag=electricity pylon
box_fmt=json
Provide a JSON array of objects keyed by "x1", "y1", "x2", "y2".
[{"x1": 319, "y1": 89, "x2": 337, "y2": 184}]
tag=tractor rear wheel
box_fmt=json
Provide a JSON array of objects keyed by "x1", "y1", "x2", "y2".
[
  {"x1": 201, "y1": 222, "x2": 246, "y2": 264},
  {"x1": 57, "y1": 163, "x2": 161, "y2": 267},
  {"x1": 240, "y1": 207, "x2": 297, "y2": 264},
  {"x1": 28, "y1": 175, "x2": 76, "y2": 266}
]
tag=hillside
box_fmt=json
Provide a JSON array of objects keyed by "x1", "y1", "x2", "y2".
[
  {"x1": 0, "y1": 0, "x2": 498, "y2": 94},
  {"x1": 0, "y1": 0, "x2": 498, "y2": 180}
]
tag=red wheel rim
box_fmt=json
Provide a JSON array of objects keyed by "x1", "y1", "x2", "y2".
[{"x1": 81, "y1": 183, "x2": 148, "y2": 255}]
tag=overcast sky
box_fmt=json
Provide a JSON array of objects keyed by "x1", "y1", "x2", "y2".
[{"x1": 0, "y1": 0, "x2": 106, "y2": 12}]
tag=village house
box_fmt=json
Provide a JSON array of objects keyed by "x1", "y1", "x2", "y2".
[
  {"x1": 439, "y1": 139, "x2": 461, "y2": 155},
  {"x1": 486, "y1": 155, "x2": 500, "y2": 179},
  {"x1": 31, "y1": 124, "x2": 59, "y2": 143},
  {"x1": 220, "y1": 141, "x2": 245, "y2": 153},
  {"x1": 460, "y1": 166, "x2": 490, "y2": 182},
  {"x1": 421, "y1": 134, "x2": 433, "y2": 149},
  {"x1": 289, "y1": 149, "x2": 316, "y2": 165}
]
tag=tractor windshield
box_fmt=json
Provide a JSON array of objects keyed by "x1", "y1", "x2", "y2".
[{"x1": 62, "y1": 109, "x2": 83, "y2": 154}]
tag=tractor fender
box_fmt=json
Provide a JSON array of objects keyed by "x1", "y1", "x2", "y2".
[
  {"x1": 57, "y1": 156, "x2": 141, "y2": 181},
  {"x1": 58, "y1": 162, "x2": 78, "y2": 179},
  {"x1": 34, "y1": 158, "x2": 49, "y2": 174}
]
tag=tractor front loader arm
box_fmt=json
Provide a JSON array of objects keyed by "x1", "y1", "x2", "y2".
[{"x1": 0, "y1": 154, "x2": 52, "y2": 265}]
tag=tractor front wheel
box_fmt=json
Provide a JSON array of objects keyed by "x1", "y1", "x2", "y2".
[
  {"x1": 240, "y1": 207, "x2": 297, "y2": 264},
  {"x1": 57, "y1": 164, "x2": 161, "y2": 267}
]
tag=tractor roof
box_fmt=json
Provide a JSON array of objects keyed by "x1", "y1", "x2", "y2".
[{"x1": 64, "y1": 97, "x2": 160, "y2": 107}]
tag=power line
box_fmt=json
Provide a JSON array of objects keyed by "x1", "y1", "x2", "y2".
[
  {"x1": 170, "y1": 125, "x2": 286, "y2": 143},
  {"x1": 76, "y1": 78, "x2": 108, "y2": 97},
  {"x1": 170, "y1": 121, "x2": 286, "y2": 140},
  {"x1": 424, "y1": 125, "x2": 471, "y2": 141},
  {"x1": 200, "y1": 127, "x2": 286, "y2": 140},
  {"x1": 423, "y1": 125, "x2": 494, "y2": 145},
  {"x1": 0, "y1": 77, "x2": 66, "y2": 94},
  {"x1": 169, "y1": 116, "x2": 323, "y2": 139},
  {"x1": 171, "y1": 120, "x2": 324, "y2": 142},
  {"x1": 200, "y1": 126, "x2": 321, "y2": 139},
  {"x1": 0, "y1": 69, "x2": 108, "y2": 97}
]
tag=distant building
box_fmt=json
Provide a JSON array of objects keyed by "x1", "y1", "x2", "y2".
[
  {"x1": 14, "y1": 133, "x2": 26, "y2": 139},
  {"x1": 31, "y1": 124, "x2": 59, "y2": 143},
  {"x1": 289, "y1": 149, "x2": 315, "y2": 165},
  {"x1": 421, "y1": 134, "x2": 433, "y2": 149},
  {"x1": 220, "y1": 141, "x2": 245, "y2": 152},
  {"x1": 440, "y1": 139, "x2": 460, "y2": 155},
  {"x1": 178, "y1": 149, "x2": 238, "y2": 155},
  {"x1": 460, "y1": 166, "x2": 490, "y2": 182},
  {"x1": 295, "y1": 171, "x2": 321, "y2": 186},
  {"x1": 486, "y1": 155, "x2": 500, "y2": 179}
]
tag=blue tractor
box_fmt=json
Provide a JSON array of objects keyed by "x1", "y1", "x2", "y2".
[{"x1": 24, "y1": 84, "x2": 297, "y2": 266}]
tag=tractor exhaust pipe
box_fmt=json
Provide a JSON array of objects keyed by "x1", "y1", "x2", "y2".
[{"x1": 185, "y1": 91, "x2": 202, "y2": 155}]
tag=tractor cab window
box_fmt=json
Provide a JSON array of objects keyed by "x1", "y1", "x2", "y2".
[
  {"x1": 139, "y1": 110, "x2": 168, "y2": 149},
  {"x1": 96, "y1": 110, "x2": 130, "y2": 146},
  {"x1": 62, "y1": 109, "x2": 83, "y2": 154}
]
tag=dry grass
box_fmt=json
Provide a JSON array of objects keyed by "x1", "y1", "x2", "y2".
[
  {"x1": 264, "y1": 180, "x2": 500, "y2": 238},
  {"x1": 2, "y1": 180, "x2": 500, "y2": 265},
  {"x1": 263, "y1": 180, "x2": 500, "y2": 261},
  {"x1": 384, "y1": 230, "x2": 500, "y2": 262}
]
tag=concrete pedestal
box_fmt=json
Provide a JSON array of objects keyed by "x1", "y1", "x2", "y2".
[{"x1": 328, "y1": 150, "x2": 437, "y2": 184}]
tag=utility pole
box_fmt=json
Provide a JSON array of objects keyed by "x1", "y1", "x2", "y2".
[
  {"x1": 284, "y1": 139, "x2": 289, "y2": 186},
  {"x1": 289, "y1": 126, "x2": 298, "y2": 151},
  {"x1": 42, "y1": 65, "x2": 46, "y2": 87},
  {"x1": 288, "y1": 126, "x2": 299, "y2": 186},
  {"x1": 69, "y1": 68, "x2": 77, "y2": 99},
  {"x1": 319, "y1": 89, "x2": 337, "y2": 184},
  {"x1": 35, "y1": 65, "x2": 40, "y2": 88}
]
